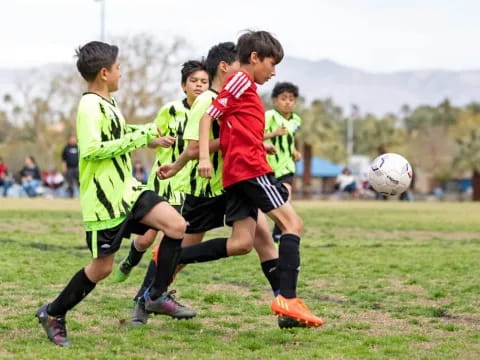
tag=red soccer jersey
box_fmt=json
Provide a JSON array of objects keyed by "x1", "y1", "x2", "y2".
[{"x1": 207, "y1": 71, "x2": 273, "y2": 188}]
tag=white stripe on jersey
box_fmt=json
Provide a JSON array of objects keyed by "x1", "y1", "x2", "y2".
[
  {"x1": 234, "y1": 80, "x2": 252, "y2": 99},
  {"x1": 229, "y1": 76, "x2": 249, "y2": 95},
  {"x1": 225, "y1": 72, "x2": 244, "y2": 91}
]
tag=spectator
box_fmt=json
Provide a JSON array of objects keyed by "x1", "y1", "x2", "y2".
[
  {"x1": 20, "y1": 156, "x2": 42, "y2": 197},
  {"x1": 0, "y1": 157, "x2": 12, "y2": 197},
  {"x1": 44, "y1": 167, "x2": 65, "y2": 197},
  {"x1": 61, "y1": 135, "x2": 79, "y2": 198},
  {"x1": 335, "y1": 167, "x2": 358, "y2": 198},
  {"x1": 132, "y1": 160, "x2": 148, "y2": 184}
]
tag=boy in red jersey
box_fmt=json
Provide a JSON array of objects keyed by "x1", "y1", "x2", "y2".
[{"x1": 197, "y1": 31, "x2": 323, "y2": 327}]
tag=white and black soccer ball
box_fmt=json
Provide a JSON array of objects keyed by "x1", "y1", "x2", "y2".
[{"x1": 368, "y1": 153, "x2": 413, "y2": 196}]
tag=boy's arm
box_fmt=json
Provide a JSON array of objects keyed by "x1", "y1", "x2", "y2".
[
  {"x1": 197, "y1": 113, "x2": 215, "y2": 179},
  {"x1": 264, "y1": 126, "x2": 287, "y2": 139},
  {"x1": 79, "y1": 119, "x2": 158, "y2": 161},
  {"x1": 157, "y1": 137, "x2": 220, "y2": 179}
]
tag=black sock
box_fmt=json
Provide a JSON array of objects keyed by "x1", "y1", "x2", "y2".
[
  {"x1": 278, "y1": 234, "x2": 300, "y2": 299},
  {"x1": 272, "y1": 224, "x2": 282, "y2": 243},
  {"x1": 261, "y1": 258, "x2": 280, "y2": 295},
  {"x1": 150, "y1": 236, "x2": 182, "y2": 300},
  {"x1": 135, "y1": 260, "x2": 156, "y2": 301},
  {"x1": 179, "y1": 237, "x2": 228, "y2": 265},
  {"x1": 47, "y1": 268, "x2": 96, "y2": 317},
  {"x1": 125, "y1": 239, "x2": 146, "y2": 268}
]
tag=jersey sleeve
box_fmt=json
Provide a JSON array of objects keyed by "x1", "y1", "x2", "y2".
[
  {"x1": 184, "y1": 93, "x2": 212, "y2": 141},
  {"x1": 153, "y1": 104, "x2": 172, "y2": 136},
  {"x1": 207, "y1": 72, "x2": 253, "y2": 119},
  {"x1": 77, "y1": 102, "x2": 158, "y2": 161}
]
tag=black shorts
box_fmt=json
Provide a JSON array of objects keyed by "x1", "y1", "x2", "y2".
[
  {"x1": 182, "y1": 193, "x2": 251, "y2": 232},
  {"x1": 86, "y1": 190, "x2": 166, "y2": 258},
  {"x1": 225, "y1": 173, "x2": 289, "y2": 222},
  {"x1": 182, "y1": 194, "x2": 226, "y2": 233},
  {"x1": 277, "y1": 173, "x2": 295, "y2": 186}
]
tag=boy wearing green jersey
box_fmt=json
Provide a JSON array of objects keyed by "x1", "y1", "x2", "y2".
[
  {"x1": 264, "y1": 82, "x2": 302, "y2": 242},
  {"x1": 114, "y1": 60, "x2": 209, "y2": 324},
  {"x1": 36, "y1": 41, "x2": 187, "y2": 346}
]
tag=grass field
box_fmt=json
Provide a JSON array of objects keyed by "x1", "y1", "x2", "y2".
[{"x1": 1, "y1": 199, "x2": 480, "y2": 359}]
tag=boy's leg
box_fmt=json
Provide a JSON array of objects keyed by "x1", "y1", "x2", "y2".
[
  {"x1": 272, "y1": 182, "x2": 292, "y2": 243},
  {"x1": 139, "y1": 201, "x2": 196, "y2": 318},
  {"x1": 130, "y1": 232, "x2": 205, "y2": 325},
  {"x1": 113, "y1": 229, "x2": 158, "y2": 282},
  {"x1": 36, "y1": 254, "x2": 115, "y2": 346},
  {"x1": 267, "y1": 203, "x2": 322, "y2": 327}
]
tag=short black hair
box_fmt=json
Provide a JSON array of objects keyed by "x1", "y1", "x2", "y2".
[
  {"x1": 181, "y1": 60, "x2": 207, "y2": 84},
  {"x1": 75, "y1": 41, "x2": 119, "y2": 82},
  {"x1": 272, "y1": 82, "x2": 299, "y2": 98},
  {"x1": 205, "y1": 42, "x2": 237, "y2": 81},
  {"x1": 237, "y1": 31, "x2": 283, "y2": 65}
]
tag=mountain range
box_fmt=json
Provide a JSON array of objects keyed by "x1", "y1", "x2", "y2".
[{"x1": 2, "y1": 57, "x2": 480, "y2": 115}]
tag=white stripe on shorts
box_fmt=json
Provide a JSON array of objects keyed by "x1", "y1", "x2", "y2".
[{"x1": 257, "y1": 175, "x2": 284, "y2": 208}]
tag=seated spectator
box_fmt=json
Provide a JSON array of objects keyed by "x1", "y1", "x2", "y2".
[
  {"x1": 44, "y1": 167, "x2": 65, "y2": 197},
  {"x1": 132, "y1": 160, "x2": 148, "y2": 184},
  {"x1": 0, "y1": 157, "x2": 12, "y2": 197},
  {"x1": 335, "y1": 168, "x2": 358, "y2": 198},
  {"x1": 19, "y1": 156, "x2": 42, "y2": 197}
]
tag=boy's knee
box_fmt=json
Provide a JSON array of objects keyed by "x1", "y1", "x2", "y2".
[
  {"x1": 232, "y1": 239, "x2": 253, "y2": 255},
  {"x1": 165, "y1": 217, "x2": 186, "y2": 239}
]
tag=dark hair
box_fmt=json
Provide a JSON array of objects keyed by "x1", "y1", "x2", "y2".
[
  {"x1": 75, "y1": 41, "x2": 119, "y2": 81},
  {"x1": 272, "y1": 82, "x2": 299, "y2": 98},
  {"x1": 181, "y1": 60, "x2": 207, "y2": 84},
  {"x1": 26, "y1": 155, "x2": 36, "y2": 164},
  {"x1": 237, "y1": 31, "x2": 283, "y2": 65},
  {"x1": 205, "y1": 42, "x2": 237, "y2": 81}
]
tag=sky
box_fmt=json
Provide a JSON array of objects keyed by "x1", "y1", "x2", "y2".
[{"x1": 2, "y1": 0, "x2": 480, "y2": 72}]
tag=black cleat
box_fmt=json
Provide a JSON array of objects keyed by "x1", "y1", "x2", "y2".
[
  {"x1": 277, "y1": 315, "x2": 307, "y2": 329},
  {"x1": 36, "y1": 304, "x2": 71, "y2": 347}
]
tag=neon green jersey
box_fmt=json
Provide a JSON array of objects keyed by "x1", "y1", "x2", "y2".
[
  {"x1": 76, "y1": 92, "x2": 158, "y2": 231},
  {"x1": 265, "y1": 109, "x2": 302, "y2": 178},
  {"x1": 183, "y1": 89, "x2": 223, "y2": 197},
  {"x1": 147, "y1": 99, "x2": 191, "y2": 206}
]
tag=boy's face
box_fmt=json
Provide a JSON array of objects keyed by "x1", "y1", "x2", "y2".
[
  {"x1": 104, "y1": 58, "x2": 121, "y2": 92},
  {"x1": 273, "y1": 91, "x2": 296, "y2": 115},
  {"x1": 252, "y1": 55, "x2": 276, "y2": 85},
  {"x1": 182, "y1": 70, "x2": 209, "y2": 101}
]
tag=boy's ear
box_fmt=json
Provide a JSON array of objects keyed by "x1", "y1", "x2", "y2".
[
  {"x1": 99, "y1": 67, "x2": 108, "y2": 81},
  {"x1": 218, "y1": 60, "x2": 228, "y2": 73},
  {"x1": 250, "y1": 52, "x2": 259, "y2": 64}
]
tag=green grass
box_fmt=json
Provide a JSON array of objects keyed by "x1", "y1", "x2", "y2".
[{"x1": 1, "y1": 199, "x2": 480, "y2": 359}]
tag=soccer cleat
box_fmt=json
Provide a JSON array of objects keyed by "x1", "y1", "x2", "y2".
[
  {"x1": 112, "y1": 258, "x2": 133, "y2": 283},
  {"x1": 131, "y1": 297, "x2": 149, "y2": 325},
  {"x1": 144, "y1": 290, "x2": 196, "y2": 319},
  {"x1": 36, "y1": 304, "x2": 71, "y2": 347},
  {"x1": 277, "y1": 315, "x2": 307, "y2": 329},
  {"x1": 271, "y1": 295, "x2": 323, "y2": 327}
]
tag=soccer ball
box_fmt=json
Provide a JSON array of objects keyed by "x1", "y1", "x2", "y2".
[{"x1": 368, "y1": 153, "x2": 413, "y2": 196}]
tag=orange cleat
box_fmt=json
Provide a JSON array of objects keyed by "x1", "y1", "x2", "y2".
[{"x1": 271, "y1": 295, "x2": 324, "y2": 327}]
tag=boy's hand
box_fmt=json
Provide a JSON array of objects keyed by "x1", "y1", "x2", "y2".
[
  {"x1": 157, "y1": 163, "x2": 179, "y2": 179},
  {"x1": 293, "y1": 149, "x2": 302, "y2": 161},
  {"x1": 198, "y1": 158, "x2": 213, "y2": 179},
  {"x1": 274, "y1": 126, "x2": 288, "y2": 137},
  {"x1": 148, "y1": 136, "x2": 176, "y2": 149},
  {"x1": 264, "y1": 142, "x2": 276, "y2": 155}
]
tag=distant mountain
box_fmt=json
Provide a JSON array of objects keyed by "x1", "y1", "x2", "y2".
[
  {"x1": 266, "y1": 57, "x2": 480, "y2": 115},
  {"x1": 2, "y1": 58, "x2": 480, "y2": 115}
]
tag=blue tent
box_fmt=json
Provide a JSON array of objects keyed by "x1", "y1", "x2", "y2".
[{"x1": 296, "y1": 157, "x2": 343, "y2": 177}]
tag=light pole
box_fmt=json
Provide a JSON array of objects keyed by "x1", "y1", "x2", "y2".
[{"x1": 94, "y1": 0, "x2": 106, "y2": 41}]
